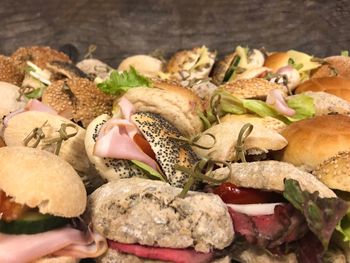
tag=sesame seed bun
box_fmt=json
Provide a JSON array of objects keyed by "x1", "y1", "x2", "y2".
[
  {"x1": 311, "y1": 56, "x2": 350, "y2": 79},
  {"x1": 42, "y1": 78, "x2": 113, "y2": 127},
  {"x1": 117, "y1": 55, "x2": 164, "y2": 77},
  {"x1": 279, "y1": 115, "x2": 350, "y2": 171},
  {"x1": 0, "y1": 55, "x2": 23, "y2": 86},
  {"x1": 11, "y1": 46, "x2": 70, "y2": 72},
  {"x1": 295, "y1": 77, "x2": 350, "y2": 103},
  {"x1": 212, "y1": 161, "x2": 336, "y2": 198},
  {"x1": 313, "y1": 151, "x2": 350, "y2": 192},
  {"x1": 123, "y1": 80, "x2": 204, "y2": 137},
  {"x1": 221, "y1": 78, "x2": 287, "y2": 99},
  {"x1": 0, "y1": 147, "x2": 87, "y2": 217},
  {"x1": 264, "y1": 52, "x2": 290, "y2": 72}
]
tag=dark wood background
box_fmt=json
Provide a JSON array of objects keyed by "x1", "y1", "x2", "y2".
[{"x1": 1, "y1": 0, "x2": 349, "y2": 67}]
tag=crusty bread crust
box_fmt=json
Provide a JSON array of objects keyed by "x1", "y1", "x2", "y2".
[
  {"x1": 193, "y1": 121, "x2": 287, "y2": 162},
  {"x1": 212, "y1": 161, "x2": 336, "y2": 198},
  {"x1": 295, "y1": 77, "x2": 350, "y2": 103},
  {"x1": 0, "y1": 147, "x2": 87, "y2": 217},
  {"x1": 280, "y1": 115, "x2": 350, "y2": 171},
  {"x1": 237, "y1": 247, "x2": 297, "y2": 263},
  {"x1": 123, "y1": 80, "x2": 203, "y2": 137},
  {"x1": 88, "y1": 178, "x2": 234, "y2": 253}
]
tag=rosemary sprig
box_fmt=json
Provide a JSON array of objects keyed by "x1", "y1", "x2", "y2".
[{"x1": 235, "y1": 123, "x2": 253, "y2": 162}]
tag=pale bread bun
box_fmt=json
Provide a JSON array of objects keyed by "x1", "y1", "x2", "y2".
[
  {"x1": 4, "y1": 111, "x2": 90, "y2": 173},
  {"x1": 237, "y1": 247, "x2": 297, "y2": 263},
  {"x1": 76, "y1": 58, "x2": 113, "y2": 80},
  {"x1": 220, "y1": 114, "x2": 287, "y2": 133},
  {"x1": 32, "y1": 256, "x2": 77, "y2": 263},
  {"x1": 0, "y1": 81, "x2": 26, "y2": 121},
  {"x1": 311, "y1": 56, "x2": 350, "y2": 79},
  {"x1": 289, "y1": 91, "x2": 350, "y2": 116},
  {"x1": 280, "y1": 115, "x2": 350, "y2": 171},
  {"x1": 212, "y1": 161, "x2": 336, "y2": 198},
  {"x1": 123, "y1": 80, "x2": 204, "y2": 136},
  {"x1": 193, "y1": 121, "x2": 287, "y2": 162},
  {"x1": 264, "y1": 52, "x2": 290, "y2": 72},
  {"x1": 0, "y1": 146, "x2": 87, "y2": 217},
  {"x1": 295, "y1": 77, "x2": 350, "y2": 102},
  {"x1": 313, "y1": 151, "x2": 350, "y2": 192},
  {"x1": 221, "y1": 78, "x2": 288, "y2": 99},
  {"x1": 89, "y1": 178, "x2": 234, "y2": 253},
  {"x1": 118, "y1": 55, "x2": 164, "y2": 77}
]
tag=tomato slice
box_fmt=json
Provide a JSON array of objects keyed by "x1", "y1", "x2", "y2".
[
  {"x1": 133, "y1": 134, "x2": 156, "y2": 160},
  {"x1": 212, "y1": 182, "x2": 283, "y2": 204},
  {"x1": 0, "y1": 190, "x2": 28, "y2": 222}
]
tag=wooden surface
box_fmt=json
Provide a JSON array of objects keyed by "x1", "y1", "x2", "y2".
[{"x1": 0, "y1": 0, "x2": 350, "y2": 67}]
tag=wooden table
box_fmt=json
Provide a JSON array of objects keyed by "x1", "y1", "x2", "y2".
[{"x1": 1, "y1": 0, "x2": 349, "y2": 66}]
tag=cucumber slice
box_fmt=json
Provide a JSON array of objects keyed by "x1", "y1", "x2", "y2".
[{"x1": 0, "y1": 211, "x2": 70, "y2": 234}]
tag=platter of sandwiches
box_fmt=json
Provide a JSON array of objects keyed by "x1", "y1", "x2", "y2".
[{"x1": 1, "y1": 45, "x2": 350, "y2": 262}]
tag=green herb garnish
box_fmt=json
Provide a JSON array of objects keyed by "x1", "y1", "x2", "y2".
[
  {"x1": 97, "y1": 66, "x2": 152, "y2": 96},
  {"x1": 341, "y1": 50, "x2": 349, "y2": 57}
]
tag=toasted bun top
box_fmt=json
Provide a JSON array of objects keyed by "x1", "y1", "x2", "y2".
[
  {"x1": 311, "y1": 56, "x2": 350, "y2": 79},
  {"x1": 212, "y1": 161, "x2": 336, "y2": 198},
  {"x1": 117, "y1": 55, "x2": 164, "y2": 77},
  {"x1": 221, "y1": 78, "x2": 287, "y2": 99},
  {"x1": 0, "y1": 147, "x2": 87, "y2": 217},
  {"x1": 280, "y1": 115, "x2": 350, "y2": 171},
  {"x1": 89, "y1": 178, "x2": 234, "y2": 253},
  {"x1": 123, "y1": 80, "x2": 203, "y2": 136},
  {"x1": 295, "y1": 77, "x2": 350, "y2": 102},
  {"x1": 264, "y1": 52, "x2": 289, "y2": 72}
]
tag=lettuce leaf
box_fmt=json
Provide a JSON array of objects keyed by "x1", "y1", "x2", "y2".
[
  {"x1": 286, "y1": 94, "x2": 315, "y2": 122},
  {"x1": 131, "y1": 160, "x2": 166, "y2": 182},
  {"x1": 283, "y1": 179, "x2": 348, "y2": 248},
  {"x1": 336, "y1": 211, "x2": 350, "y2": 243},
  {"x1": 242, "y1": 99, "x2": 286, "y2": 122},
  {"x1": 97, "y1": 66, "x2": 152, "y2": 96}
]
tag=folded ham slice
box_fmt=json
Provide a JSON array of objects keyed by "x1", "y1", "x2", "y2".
[
  {"x1": 266, "y1": 89, "x2": 295, "y2": 117},
  {"x1": 0, "y1": 227, "x2": 107, "y2": 263},
  {"x1": 93, "y1": 98, "x2": 159, "y2": 171},
  {"x1": 108, "y1": 241, "x2": 213, "y2": 263}
]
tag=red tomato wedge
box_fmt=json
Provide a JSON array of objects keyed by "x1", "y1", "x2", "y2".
[
  {"x1": 108, "y1": 241, "x2": 213, "y2": 263},
  {"x1": 212, "y1": 182, "x2": 283, "y2": 204}
]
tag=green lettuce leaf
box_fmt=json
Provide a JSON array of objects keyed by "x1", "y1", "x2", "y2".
[
  {"x1": 24, "y1": 87, "x2": 45, "y2": 99},
  {"x1": 336, "y1": 211, "x2": 350, "y2": 242},
  {"x1": 97, "y1": 66, "x2": 152, "y2": 96},
  {"x1": 242, "y1": 99, "x2": 287, "y2": 122},
  {"x1": 286, "y1": 94, "x2": 315, "y2": 122},
  {"x1": 131, "y1": 160, "x2": 166, "y2": 182},
  {"x1": 283, "y1": 179, "x2": 348, "y2": 248}
]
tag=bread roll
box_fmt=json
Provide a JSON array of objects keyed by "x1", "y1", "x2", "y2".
[
  {"x1": 295, "y1": 77, "x2": 350, "y2": 103},
  {"x1": 311, "y1": 56, "x2": 350, "y2": 79},
  {"x1": 264, "y1": 52, "x2": 290, "y2": 72},
  {"x1": 118, "y1": 55, "x2": 164, "y2": 77},
  {"x1": 280, "y1": 115, "x2": 350, "y2": 171}
]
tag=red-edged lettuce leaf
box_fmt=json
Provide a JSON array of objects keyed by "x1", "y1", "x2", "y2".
[{"x1": 283, "y1": 179, "x2": 348, "y2": 248}]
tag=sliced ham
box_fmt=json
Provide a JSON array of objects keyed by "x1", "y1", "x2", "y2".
[
  {"x1": 93, "y1": 98, "x2": 159, "y2": 171},
  {"x1": 228, "y1": 204, "x2": 307, "y2": 248},
  {"x1": 266, "y1": 89, "x2": 295, "y2": 117},
  {"x1": 0, "y1": 227, "x2": 107, "y2": 263},
  {"x1": 108, "y1": 241, "x2": 213, "y2": 263}
]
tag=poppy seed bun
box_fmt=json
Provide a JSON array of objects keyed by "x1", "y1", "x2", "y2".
[
  {"x1": 280, "y1": 115, "x2": 350, "y2": 171},
  {"x1": 88, "y1": 178, "x2": 234, "y2": 253},
  {"x1": 0, "y1": 147, "x2": 87, "y2": 217},
  {"x1": 123, "y1": 80, "x2": 204, "y2": 136},
  {"x1": 311, "y1": 56, "x2": 350, "y2": 79},
  {"x1": 212, "y1": 161, "x2": 336, "y2": 198},
  {"x1": 295, "y1": 77, "x2": 350, "y2": 103},
  {"x1": 313, "y1": 151, "x2": 350, "y2": 192}
]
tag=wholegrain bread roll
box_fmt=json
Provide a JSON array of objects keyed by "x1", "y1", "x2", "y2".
[
  {"x1": 123, "y1": 80, "x2": 204, "y2": 136},
  {"x1": 311, "y1": 56, "x2": 350, "y2": 79},
  {"x1": 295, "y1": 77, "x2": 350, "y2": 103},
  {"x1": 0, "y1": 146, "x2": 86, "y2": 217},
  {"x1": 212, "y1": 160, "x2": 336, "y2": 198},
  {"x1": 280, "y1": 115, "x2": 350, "y2": 171},
  {"x1": 193, "y1": 121, "x2": 287, "y2": 162}
]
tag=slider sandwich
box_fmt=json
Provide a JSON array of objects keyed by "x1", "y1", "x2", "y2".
[
  {"x1": 0, "y1": 146, "x2": 107, "y2": 263},
  {"x1": 311, "y1": 52, "x2": 350, "y2": 79},
  {"x1": 87, "y1": 178, "x2": 234, "y2": 263}
]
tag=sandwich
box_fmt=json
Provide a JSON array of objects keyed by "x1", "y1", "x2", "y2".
[
  {"x1": 117, "y1": 54, "x2": 164, "y2": 77},
  {"x1": 0, "y1": 146, "x2": 107, "y2": 263},
  {"x1": 311, "y1": 54, "x2": 350, "y2": 79},
  {"x1": 87, "y1": 177, "x2": 235, "y2": 263},
  {"x1": 210, "y1": 161, "x2": 348, "y2": 262}
]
